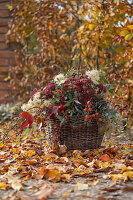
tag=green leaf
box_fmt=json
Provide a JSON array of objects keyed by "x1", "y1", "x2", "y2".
[
  {"x1": 74, "y1": 100, "x2": 81, "y2": 104},
  {"x1": 100, "y1": 74, "x2": 108, "y2": 84},
  {"x1": 57, "y1": 115, "x2": 63, "y2": 121},
  {"x1": 64, "y1": 101, "x2": 72, "y2": 107},
  {"x1": 60, "y1": 117, "x2": 66, "y2": 125}
]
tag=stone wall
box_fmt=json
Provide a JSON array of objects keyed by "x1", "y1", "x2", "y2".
[{"x1": 0, "y1": 0, "x2": 15, "y2": 104}]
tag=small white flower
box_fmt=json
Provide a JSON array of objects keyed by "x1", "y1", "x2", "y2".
[
  {"x1": 54, "y1": 73, "x2": 66, "y2": 85},
  {"x1": 85, "y1": 70, "x2": 100, "y2": 84}
]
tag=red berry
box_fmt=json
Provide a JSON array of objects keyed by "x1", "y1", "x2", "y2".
[
  {"x1": 92, "y1": 114, "x2": 95, "y2": 118},
  {"x1": 65, "y1": 115, "x2": 69, "y2": 119},
  {"x1": 89, "y1": 108, "x2": 92, "y2": 112},
  {"x1": 84, "y1": 108, "x2": 88, "y2": 112},
  {"x1": 56, "y1": 90, "x2": 61, "y2": 93},
  {"x1": 87, "y1": 101, "x2": 90, "y2": 105},
  {"x1": 85, "y1": 115, "x2": 89, "y2": 121},
  {"x1": 98, "y1": 118, "x2": 102, "y2": 122},
  {"x1": 95, "y1": 113, "x2": 99, "y2": 115}
]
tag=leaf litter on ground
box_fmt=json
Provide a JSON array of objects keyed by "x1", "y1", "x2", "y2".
[{"x1": 0, "y1": 123, "x2": 133, "y2": 199}]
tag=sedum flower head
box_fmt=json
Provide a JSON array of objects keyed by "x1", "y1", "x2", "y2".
[
  {"x1": 85, "y1": 70, "x2": 100, "y2": 84},
  {"x1": 54, "y1": 73, "x2": 66, "y2": 85}
]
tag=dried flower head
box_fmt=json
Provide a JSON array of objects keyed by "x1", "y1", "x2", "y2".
[
  {"x1": 54, "y1": 73, "x2": 66, "y2": 85},
  {"x1": 85, "y1": 70, "x2": 100, "y2": 84},
  {"x1": 43, "y1": 99, "x2": 55, "y2": 107}
]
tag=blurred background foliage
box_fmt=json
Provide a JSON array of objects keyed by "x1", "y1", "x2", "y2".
[{"x1": 8, "y1": 0, "x2": 133, "y2": 125}]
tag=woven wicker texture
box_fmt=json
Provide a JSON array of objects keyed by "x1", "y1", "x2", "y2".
[{"x1": 45, "y1": 117, "x2": 104, "y2": 150}]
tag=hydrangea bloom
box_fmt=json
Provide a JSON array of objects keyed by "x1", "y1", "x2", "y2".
[
  {"x1": 54, "y1": 73, "x2": 66, "y2": 85},
  {"x1": 85, "y1": 70, "x2": 100, "y2": 84}
]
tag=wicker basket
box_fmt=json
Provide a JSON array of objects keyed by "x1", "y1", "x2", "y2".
[{"x1": 45, "y1": 116, "x2": 104, "y2": 150}]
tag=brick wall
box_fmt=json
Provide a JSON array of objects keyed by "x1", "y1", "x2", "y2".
[{"x1": 0, "y1": 0, "x2": 15, "y2": 104}]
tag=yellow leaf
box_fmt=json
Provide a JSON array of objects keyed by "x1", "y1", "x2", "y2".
[
  {"x1": 4, "y1": 76, "x2": 11, "y2": 81},
  {"x1": 75, "y1": 168, "x2": 81, "y2": 173},
  {"x1": 7, "y1": 5, "x2": 13, "y2": 11},
  {"x1": 18, "y1": 12, "x2": 24, "y2": 16},
  {"x1": 44, "y1": 169, "x2": 60, "y2": 182},
  {"x1": 24, "y1": 150, "x2": 36, "y2": 157},
  {"x1": 93, "y1": 150, "x2": 99, "y2": 156},
  {"x1": 81, "y1": 44, "x2": 86, "y2": 51},
  {"x1": 81, "y1": 170, "x2": 90, "y2": 175},
  {"x1": 121, "y1": 167, "x2": 127, "y2": 173},
  {"x1": 0, "y1": 183, "x2": 6, "y2": 190},
  {"x1": 88, "y1": 24, "x2": 95, "y2": 30},
  {"x1": 62, "y1": 192, "x2": 68, "y2": 198},
  {"x1": 13, "y1": 154, "x2": 19, "y2": 159},
  {"x1": 88, "y1": 180, "x2": 99, "y2": 185},
  {"x1": 77, "y1": 182, "x2": 88, "y2": 191},
  {"x1": 119, "y1": 30, "x2": 129, "y2": 36},
  {"x1": 61, "y1": 174, "x2": 71, "y2": 181},
  {"x1": 127, "y1": 25, "x2": 133, "y2": 30},
  {"x1": 123, "y1": 171, "x2": 133, "y2": 178},
  {"x1": 111, "y1": 174, "x2": 124, "y2": 181},
  {"x1": 125, "y1": 34, "x2": 133, "y2": 41}
]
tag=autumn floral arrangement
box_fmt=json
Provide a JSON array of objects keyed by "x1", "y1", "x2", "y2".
[{"x1": 20, "y1": 69, "x2": 121, "y2": 137}]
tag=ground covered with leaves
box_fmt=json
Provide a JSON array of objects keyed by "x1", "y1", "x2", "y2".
[{"x1": 0, "y1": 124, "x2": 133, "y2": 200}]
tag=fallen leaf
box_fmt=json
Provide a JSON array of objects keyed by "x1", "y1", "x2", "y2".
[
  {"x1": 44, "y1": 169, "x2": 60, "y2": 182},
  {"x1": 77, "y1": 182, "x2": 88, "y2": 190},
  {"x1": 61, "y1": 173, "x2": 71, "y2": 181},
  {"x1": 19, "y1": 111, "x2": 33, "y2": 129},
  {"x1": 32, "y1": 182, "x2": 53, "y2": 199},
  {"x1": 97, "y1": 195, "x2": 108, "y2": 200},
  {"x1": 99, "y1": 154, "x2": 111, "y2": 162},
  {"x1": 0, "y1": 183, "x2": 7, "y2": 190},
  {"x1": 101, "y1": 187, "x2": 120, "y2": 192},
  {"x1": 62, "y1": 192, "x2": 68, "y2": 198},
  {"x1": 81, "y1": 194, "x2": 91, "y2": 198},
  {"x1": 38, "y1": 165, "x2": 46, "y2": 175},
  {"x1": 123, "y1": 186, "x2": 133, "y2": 192},
  {"x1": 7, "y1": 174, "x2": 23, "y2": 191},
  {"x1": 94, "y1": 166, "x2": 111, "y2": 172},
  {"x1": 88, "y1": 179, "x2": 99, "y2": 185}
]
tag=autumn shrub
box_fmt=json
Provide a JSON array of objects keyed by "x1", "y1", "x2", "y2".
[{"x1": 8, "y1": 0, "x2": 132, "y2": 124}]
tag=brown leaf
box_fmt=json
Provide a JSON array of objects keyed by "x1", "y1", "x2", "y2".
[
  {"x1": 32, "y1": 183, "x2": 53, "y2": 200},
  {"x1": 44, "y1": 169, "x2": 60, "y2": 182},
  {"x1": 123, "y1": 186, "x2": 133, "y2": 192},
  {"x1": 97, "y1": 195, "x2": 108, "y2": 200},
  {"x1": 94, "y1": 166, "x2": 111, "y2": 172},
  {"x1": 101, "y1": 187, "x2": 120, "y2": 192}
]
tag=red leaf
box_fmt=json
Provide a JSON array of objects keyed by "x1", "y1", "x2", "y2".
[
  {"x1": 19, "y1": 111, "x2": 33, "y2": 129},
  {"x1": 99, "y1": 154, "x2": 111, "y2": 162}
]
